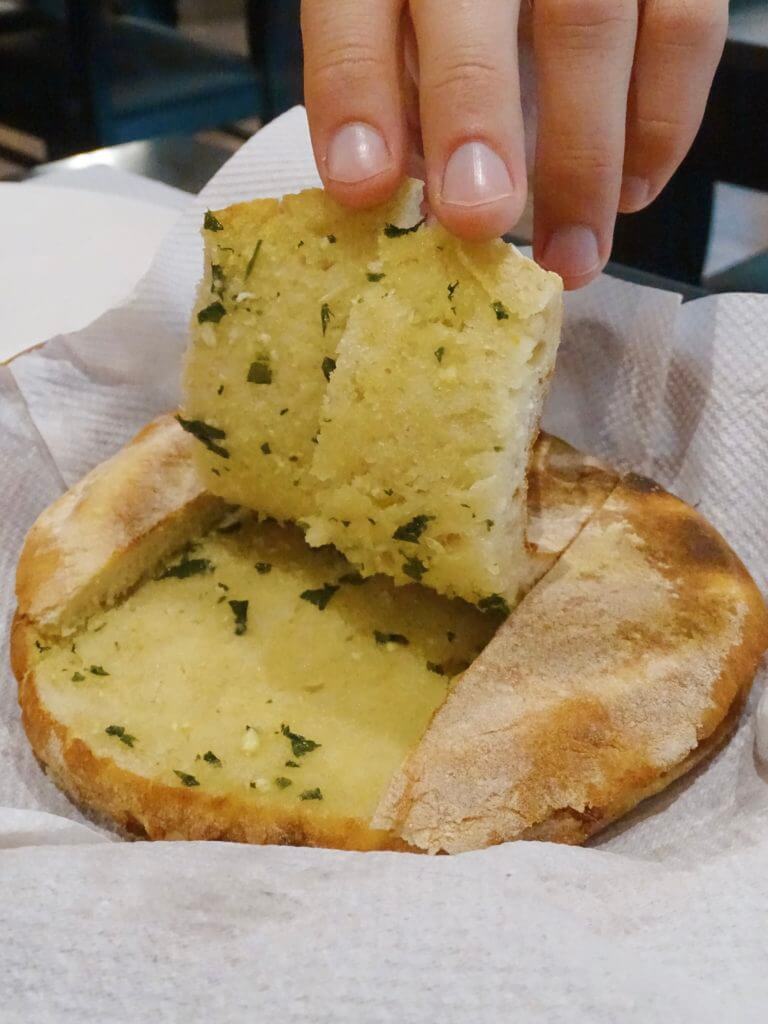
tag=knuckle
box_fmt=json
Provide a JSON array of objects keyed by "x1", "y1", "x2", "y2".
[
  {"x1": 307, "y1": 41, "x2": 389, "y2": 94},
  {"x1": 629, "y1": 113, "x2": 695, "y2": 163},
  {"x1": 423, "y1": 52, "x2": 507, "y2": 101},
  {"x1": 543, "y1": 138, "x2": 619, "y2": 189},
  {"x1": 540, "y1": 0, "x2": 636, "y2": 42},
  {"x1": 648, "y1": 0, "x2": 728, "y2": 51}
]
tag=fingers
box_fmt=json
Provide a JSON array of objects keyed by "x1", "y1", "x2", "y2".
[
  {"x1": 302, "y1": 0, "x2": 406, "y2": 208},
  {"x1": 620, "y1": 0, "x2": 728, "y2": 213},
  {"x1": 532, "y1": 0, "x2": 638, "y2": 289},
  {"x1": 409, "y1": 0, "x2": 526, "y2": 240}
]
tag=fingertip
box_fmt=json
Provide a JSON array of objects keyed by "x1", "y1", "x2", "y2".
[
  {"x1": 618, "y1": 175, "x2": 652, "y2": 215},
  {"x1": 535, "y1": 225, "x2": 605, "y2": 290},
  {"x1": 320, "y1": 121, "x2": 405, "y2": 210}
]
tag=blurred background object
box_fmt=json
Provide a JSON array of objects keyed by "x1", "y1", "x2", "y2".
[{"x1": 2, "y1": 1, "x2": 768, "y2": 294}]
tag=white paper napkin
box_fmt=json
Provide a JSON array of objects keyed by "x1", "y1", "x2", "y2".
[{"x1": 1, "y1": 107, "x2": 767, "y2": 1023}]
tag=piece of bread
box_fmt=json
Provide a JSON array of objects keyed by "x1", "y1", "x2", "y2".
[
  {"x1": 373, "y1": 474, "x2": 768, "y2": 852},
  {"x1": 182, "y1": 184, "x2": 562, "y2": 606},
  {"x1": 14, "y1": 415, "x2": 627, "y2": 850}
]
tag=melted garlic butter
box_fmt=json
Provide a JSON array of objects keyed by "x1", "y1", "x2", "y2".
[{"x1": 33, "y1": 518, "x2": 498, "y2": 820}]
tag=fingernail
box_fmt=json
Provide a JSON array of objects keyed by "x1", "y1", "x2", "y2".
[
  {"x1": 541, "y1": 226, "x2": 601, "y2": 281},
  {"x1": 441, "y1": 141, "x2": 514, "y2": 208},
  {"x1": 326, "y1": 123, "x2": 391, "y2": 184},
  {"x1": 621, "y1": 175, "x2": 650, "y2": 211}
]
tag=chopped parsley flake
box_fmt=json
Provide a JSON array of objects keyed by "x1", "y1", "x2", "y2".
[
  {"x1": 321, "y1": 356, "x2": 336, "y2": 381},
  {"x1": 447, "y1": 631, "x2": 456, "y2": 643},
  {"x1": 261, "y1": 442, "x2": 272, "y2": 455},
  {"x1": 89, "y1": 665, "x2": 109, "y2": 676},
  {"x1": 255, "y1": 562, "x2": 272, "y2": 575},
  {"x1": 247, "y1": 358, "x2": 272, "y2": 384},
  {"x1": 105, "y1": 725, "x2": 136, "y2": 747},
  {"x1": 71, "y1": 672, "x2": 85, "y2": 682},
  {"x1": 434, "y1": 346, "x2": 445, "y2": 363},
  {"x1": 393, "y1": 514, "x2": 434, "y2": 543},
  {"x1": 426, "y1": 662, "x2": 446, "y2": 676},
  {"x1": 339, "y1": 571, "x2": 364, "y2": 585},
  {"x1": 300, "y1": 583, "x2": 339, "y2": 610},
  {"x1": 448, "y1": 281, "x2": 459, "y2": 300},
  {"x1": 374, "y1": 631, "x2": 409, "y2": 646},
  {"x1": 478, "y1": 594, "x2": 511, "y2": 617},
  {"x1": 281, "y1": 724, "x2": 321, "y2": 758},
  {"x1": 198, "y1": 301, "x2": 227, "y2": 324},
  {"x1": 176, "y1": 416, "x2": 230, "y2": 459},
  {"x1": 321, "y1": 302, "x2": 333, "y2": 336},
  {"x1": 485, "y1": 519, "x2": 495, "y2": 532},
  {"x1": 402, "y1": 556, "x2": 427, "y2": 582},
  {"x1": 285, "y1": 760, "x2": 300, "y2": 768},
  {"x1": 491, "y1": 301, "x2": 510, "y2": 320},
  {"x1": 245, "y1": 239, "x2": 263, "y2": 279},
  {"x1": 210, "y1": 263, "x2": 225, "y2": 296},
  {"x1": 300, "y1": 788, "x2": 323, "y2": 801},
  {"x1": 203, "y1": 750, "x2": 222, "y2": 767},
  {"x1": 228, "y1": 599, "x2": 249, "y2": 635},
  {"x1": 367, "y1": 272, "x2": 386, "y2": 282},
  {"x1": 280, "y1": 408, "x2": 289, "y2": 416},
  {"x1": 204, "y1": 210, "x2": 224, "y2": 231},
  {"x1": 384, "y1": 218, "x2": 425, "y2": 238},
  {"x1": 275, "y1": 777, "x2": 292, "y2": 789},
  {"x1": 174, "y1": 770, "x2": 200, "y2": 787},
  {"x1": 158, "y1": 556, "x2": 213, "y2": 580},
  {"x1": 34, "y1": 640, "x2": 50, "y2": 653},
  {"x1": 217, "y1": 384, "x2": 224, "y2": 396},
  {"x1": 327, "y1": 234, "x2": 337, "y2": 244}
]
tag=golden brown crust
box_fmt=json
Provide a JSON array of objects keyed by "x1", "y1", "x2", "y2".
[
  {"x1": 373, "y1": 475, "x2": 768, "y2": 853},
  {"x1": 16, "y1": 415, "x2": 227, "y2": 634}
]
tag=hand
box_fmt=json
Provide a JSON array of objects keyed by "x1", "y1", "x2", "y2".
[{"x1": 301, "y1": 1, "x2": 728, "y2": 289}]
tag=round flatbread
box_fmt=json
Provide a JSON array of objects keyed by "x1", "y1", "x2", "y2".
[{"x1": 12, "y1": 417, "x2": 767, "y2": 851}]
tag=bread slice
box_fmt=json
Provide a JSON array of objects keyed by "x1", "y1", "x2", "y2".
[
  {"x1": 182, "y1": 183, "x2": 562, "y2": 605},
  {"x1": 373, "y1": 474, "x2": 768, "y2": 852},
  {"x1": 13, "y1": 417, "x2": 766, "y2": 851}
]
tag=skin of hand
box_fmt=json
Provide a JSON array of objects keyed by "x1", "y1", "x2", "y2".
[{"x1": 301, "y1": 0, "x2": 728, "y2": 290}]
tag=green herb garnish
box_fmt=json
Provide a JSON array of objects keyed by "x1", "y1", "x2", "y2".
[
  {"x1": 478, "y1": 593, "x2": 511, "y2": 617},
  {"x1": 255, "y1": 562, "x2": 272, "y2": 575},
  {"x1": 105, "y1": 725, "x2": 136, "y2": 747},
  {"x1": 300, "y1": 583, "x2": 339, "y2": 611},
  {"x1": 247, "y1": 358, "x2": 272, "y2": 384},
  {"x1": 203, "y1": 750, "x2": 222, "y2": 767},
  {"x1": 426, "y1": 662, "x2": 445, "y2": 676},
  {"x1": 285, "y1": 760, "x2": 300, "y2": 768},
  {"x1": 434, "y1": 346, "x2": 445, "y2": 363},
  {"x1": 229, "y1": 599, "x2": 249, "y2": 635},
  {"x1": 402, "y1": 556, "x2": 427, "y2": 582},
  {"x1": 327, "y1": 234, "x2": 337, "y2": 244},
  {"x1": 198, "y1": 301, "x2": 227, "y2": 324},
  {"x1": 321, "y1": 303, "x2": 333, "y2": 336},
  {"x1": 338, "y1": 570, "x2": 364, "y2": 585},
  {"x1": 485, "y1": 519, "x2": 494, "y2": 532},
  {"x1": 176, "y1": 416, "x2": 230, "y2": 459},
  {"x1": 89, "y1": 665, "x2": 109, "y2": 676},
  {"x1": 245, "y1": 239, "x2": 263, "y2": 280},
  {"x1": 280, "y1": 408, "x2": 289, "y2": 416},
  {"x1": 71, "y1": 672, "x2": 85, "y2": 682},
  {"x1": 491, "y1": 301, "x2": 510, "y2": 320},
  {"x1": 158, "y1": 556, "x2": 213, "y2": 580},
  {"x1": 384, "y1": 218, "x2": 425, "y2": 238},
  {"x1": 204, "y1": 210, "x2": 224, "y2": 232},
  {"x1": 321, "y1": 356, "x2": 336, "y2": 381},
  {"x1": 393, "y1": 514, "x2": 434, "y2": 544},
  {"x1": 174, "y1": 770, "x2": 200, "y2": 787},
  {"x1": 447, "y1": 631, "x2": 456, "y2": 643},
  {"x1": 275, "y1": 777, "x2": 292, "y2": 789},
  {"x1": 374, "y1": 631, "x2": 409, "y2": 646},
  {"x1": 281, "y1": 724, "x2": 321, "y2": 758},
  {"x1": 448, "y1": 281, "x2": 459, "y2": 300},
  {"x1": 300, "y1": 788, "x2": 323, "y2": 801},
  {"x1": 367, "y1": 272, "x2": 386, "y2": 282},
  {"x1": 35, "y1": 640, "x2": 49, "y2": 653},
  {"x1": 261, "y1": 442, "x2": 271, "y2": 455}
]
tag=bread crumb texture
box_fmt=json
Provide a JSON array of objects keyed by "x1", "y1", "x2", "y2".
[{"x1": 183, "y1": 183, "x2": 562, "y2": 605}]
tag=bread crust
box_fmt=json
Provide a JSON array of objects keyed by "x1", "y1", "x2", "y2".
[
  {"x1": 13, "y1": 417, "x2": 767, "y2": 852},
  {"x1": 373, "y1": 475, "x2": 768, "y2": 853}
]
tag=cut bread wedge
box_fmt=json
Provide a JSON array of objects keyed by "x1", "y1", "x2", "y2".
[
  {"x1": 12, "y1": 417, "x2": 768, "y2": 851},
  {"x1": 182, "y1": 183, "x2": 562, "y2": 606}
]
